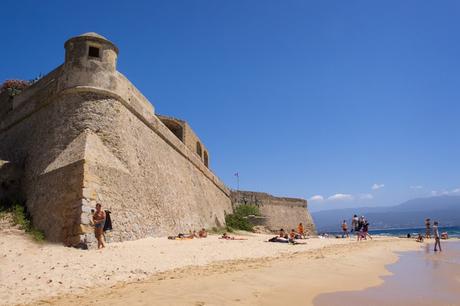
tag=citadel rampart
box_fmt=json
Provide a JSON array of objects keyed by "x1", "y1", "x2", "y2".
[
  {"x1": 231, "y1": 190, "x2": 316, "y2": 235},
  {"x1": 0, "y1": 33, "x2": 232, "y2": 246},
  {"x1": 0, "y1": 32, "x2": 316, "y2": 247}
]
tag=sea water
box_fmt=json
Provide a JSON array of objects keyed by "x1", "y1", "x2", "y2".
[
  {"x1": 368, "y1": 225, "x2": 460, "y2": 238},
  {"x1": 314, "y1": 240, "x2": 460, "y2": 306},
  {"x1": 327, "y1": 226, "x2": 460, "y2": 238}
]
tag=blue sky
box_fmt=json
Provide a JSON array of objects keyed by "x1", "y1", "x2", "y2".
[{"x1": 1, "y1": 1, "x2": 459, "y2": 211}]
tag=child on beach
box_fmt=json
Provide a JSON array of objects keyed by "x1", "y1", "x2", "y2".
[
  {"x1": 416, "y1": 234, "x2": 424, "y2": 243},
  {"x1": 433, "y1": 221, "x2": 442, "y2": 252},
  {"x1": 341, "y1": 220, "x2": 349, "y2": 238}
]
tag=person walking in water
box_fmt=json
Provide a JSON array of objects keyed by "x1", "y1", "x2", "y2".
[
  {"x1": 425, "y1": 218, "x2": 431, "y2": 239},
  {"x1": 93, "y1": 203, "x2": 106, "y2": 249},
  {"x1": 341, "y1": 220, "x2": 349, "y2": 238},
  {"x1": 433, "y1": 221, "x2": 442, "y2": 252}
]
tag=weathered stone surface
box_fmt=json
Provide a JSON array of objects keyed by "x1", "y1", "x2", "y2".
[
  {"x1": 0, "y1": 33, "x2": 232, "y2": 247},
  {"x1": 231, "y1": 190, "x2": 317, "y2": 235},
  {"x1": 0, "y1": 160, "x2": 23, "y2": 204},
  {"x1": 0, "y1": 32, "x2": 315, "y2": 247}
]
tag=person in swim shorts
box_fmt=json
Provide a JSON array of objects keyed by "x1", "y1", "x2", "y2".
[{"x1": 93, "y1": 203, "x2": 106, "y2": 249}]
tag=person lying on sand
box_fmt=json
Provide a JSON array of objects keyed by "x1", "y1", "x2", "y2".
[
  {"x1": 268, "y1": 236, "x2": 289, "y2": 243},
  {"x1": 168, "y1": 230, "x2": 197, "y2": 240},
  {"x1": 219, "y1": 233, "x2": 247, "y2": 240},
  {"x1": 266, "y1": 229, "x2": 289, "y2": 243}
]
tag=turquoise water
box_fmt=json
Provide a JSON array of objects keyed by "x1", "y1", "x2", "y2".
[
  {"x1": 368, "y1": 226, "x2": 460, "y2": 238},
  {"x1": 327, "y1": 226, "x2": 460, "y2": 238},
  {"x1": 315, "y1": 240, "x2": 460, "y2": 306}
]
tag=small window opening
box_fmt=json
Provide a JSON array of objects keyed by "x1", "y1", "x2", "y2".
[
  {"x1": 88, "y1": 46, "x2": 100, "y2": 58},
  {"x1": 204, "y1": 151, "x2": 209, "y2": 167},
  {"x1": 196, "y1": 142, "x2": 202, "y2": 158}
]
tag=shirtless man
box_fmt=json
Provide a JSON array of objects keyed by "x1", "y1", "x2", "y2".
[
  {"x1": 297, "y1": 223, "x2": 305, "y2": 238},
  {"x1": 198, "y1": 228, "x2": 208, "y2": 238},
  {"x1": 93, "y1": 203, "x2": 106, "y2": 249}
]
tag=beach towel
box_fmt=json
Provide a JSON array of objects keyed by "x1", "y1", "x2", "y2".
[{"x1": 103, "y1": 210, "x2": 112, "y2": 232}]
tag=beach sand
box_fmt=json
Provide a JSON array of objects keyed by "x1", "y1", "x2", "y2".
[{"x1": 0, "y1": 224, "x2": 421, "y2": 306}]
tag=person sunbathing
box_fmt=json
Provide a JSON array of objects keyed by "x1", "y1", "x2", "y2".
[
  {"x1": 168, "y1": 230, "x2": 197, "y2": 240},
  {"x1": 278, "y1": 228, "x2": 288, "y2": 239},
  {"x1": 268, "y1": 236, "x2": 289, "y2": 243},
  {"x1": 219, "y1": 233, "x2": 247, "y2": 240}
]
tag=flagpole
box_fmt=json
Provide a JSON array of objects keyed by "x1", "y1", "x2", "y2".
[{"x1": 234, "y1": 172, "x2": 240, "y2": 191}]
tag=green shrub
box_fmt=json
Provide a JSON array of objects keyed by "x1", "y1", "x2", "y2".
[
  {"x1": 225, "y1": 204, "x2": 261, "y2": 232},
  {"x1": 1, "y1": 200, "x2": 45, "y2": 242}
]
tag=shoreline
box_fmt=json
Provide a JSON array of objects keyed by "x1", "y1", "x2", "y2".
[
  {"x1": 0, "y1": 228, "x2": 422, "y2": 306},
  {"x1": 315, "y1": 239, "x2": 460, "y2": 306}
]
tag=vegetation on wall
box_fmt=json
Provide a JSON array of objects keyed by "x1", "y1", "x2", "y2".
[
  {"x1": 0, "y1": 80, "x2": 30, "y2": 97},
  {"x1": 225, "y1": 204, "x2": 261, "y2": 232},
  {"x1": 0, "y1": 200, "x2": 45, "y2": 241}
]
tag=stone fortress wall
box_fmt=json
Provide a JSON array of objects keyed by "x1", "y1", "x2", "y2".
[
  {"x1": 0, "y1": 33, "x2": 232, "y2": 246},
  {"x1": 231, "y1": 190, "x2": 317, "y2": 235},
  {"x1": 0, "y1": 32, "x2": 316, "y2": 247},
  {"x1": 157, "y1": 115, "x2": 210, "y2": 167}
]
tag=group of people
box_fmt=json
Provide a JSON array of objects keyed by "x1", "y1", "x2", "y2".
[
  {"x1": 92, "y1": 203, "x2": 312, "y2": 248},
  {"x1": 168, "y1": 228, "x2": 208, "y2": 240},
  {"x1": 341, "y1": 215, "x2": 372, "y2": 241},
  {"x1": 268, "y1": 223, "x2": 308, "y2": 244},
  {"x1": 425, "y1": 218, "x2": 443, "y2": 252}
]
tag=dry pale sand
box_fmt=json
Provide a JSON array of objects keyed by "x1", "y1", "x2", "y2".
[{"x1": 0, "y1": 225, "x2": 420, "y2": 306}]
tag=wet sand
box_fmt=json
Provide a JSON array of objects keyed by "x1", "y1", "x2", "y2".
[{"x1": 315, "y1": 240, "x2": 460, "y2": 306}]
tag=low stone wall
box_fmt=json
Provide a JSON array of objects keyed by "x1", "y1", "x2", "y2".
[{"x1": 231, "y1": 190, "x2": 316, "y2": 235}]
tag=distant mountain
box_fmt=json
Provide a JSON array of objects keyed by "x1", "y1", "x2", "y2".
[{"x1": 312, "y1": 195, "x2": 460, "y2": 232}]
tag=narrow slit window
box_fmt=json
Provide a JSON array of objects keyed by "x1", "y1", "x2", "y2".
[{"x1": 88, "y1": 46, "x2": 100, "y2": 58}]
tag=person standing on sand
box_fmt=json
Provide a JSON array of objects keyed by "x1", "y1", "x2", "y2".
[
  {"x1": 93, "y1": 203, "x2": 106, "y2": 249},
  {"x1": 351, "y1": 214, "x2": 359, "y2": 233},
  {"x1": 433, "y1": 221, "x2": 442, "y2": 252},
  {"x1": 341, "y1": 220, "x2": 349, "y2": 238},
  {"x1": 425, "y1": 218, "x2": 431, "y2": 239},
  {"x1": 363, "y1": 218, "x2": 372, "y2": 240}
]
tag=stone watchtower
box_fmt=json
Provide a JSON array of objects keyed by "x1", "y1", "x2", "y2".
[
  {"x1": 0, "y1": 32, "x2": 232, "y2": 247},
  {"x1": 63, "y1": 33, "x2": 118, "y2": 89}
]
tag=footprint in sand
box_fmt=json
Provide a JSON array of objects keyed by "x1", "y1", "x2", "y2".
[{"x1": 195, "y1": 302, "x2": 205, "y2": 306}]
